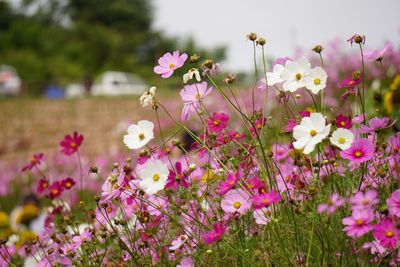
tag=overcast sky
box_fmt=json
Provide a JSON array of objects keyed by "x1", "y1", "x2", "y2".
[{"x1": 153, "y1": 0, "x2": 400, "y2": 72}]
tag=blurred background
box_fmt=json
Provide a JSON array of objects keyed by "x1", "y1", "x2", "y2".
[{"x1": 0, "y1": 0, "x2": 399, "y2": 163}]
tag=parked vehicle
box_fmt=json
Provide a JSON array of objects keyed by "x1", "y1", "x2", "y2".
[
  {"x1": 91, "y1": 71, "x2": 147, "y2": 96},
  {"x1": 0, "y1": 65, "x2": 21, "y2": 96}
]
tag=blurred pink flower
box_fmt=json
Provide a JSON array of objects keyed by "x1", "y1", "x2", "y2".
[
  {"x1": 342, "y1": 209, "x2": 374, "y2": 238},
  {"x1": 22, "y1": 153, "x2": 44, "y2": 172},
  {"x1": 349, "y1": 190, "x2": 379, "y2": 210},
  {"x1": 179, "y1": 82, "x2": 213, "y2": 121},
  {"x1": 203, "y1": 222, "x2": 226, "y2": 244},
  {"x1": 365, "y1": 42, "x2": 392, "y2": 61},
  {"x1": 387, "y1": 189, "x2": 400, "y2": 217},
  {"x1": 252, "y1": 191, "x2": 282, "y2": 209},
  {"x1": 221, "y1": 188, "x2": 251, "y2": 214},
  {"x1": 60, "y1": 131, "x2": 84, "y2": 156},
  {"x1": 154, "y1": 51, "x2": 187, "y2": 78},
  {"x1": 317, "y1": 193, "x2": 345, "y2": 215}
]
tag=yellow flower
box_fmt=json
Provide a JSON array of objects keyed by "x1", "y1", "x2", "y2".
[
  {"x1": 17, "y1": 230, "x2": 38, "y2": 248},
  {"x1": 15, "y1": 204, "x2": 40, "y2": 225},
  {"x1": 0, "y1": 211, "x2": 9, "y2": 229},
  {"x1": 384, "y1": 74, "x2": 400, "y2": 114}
]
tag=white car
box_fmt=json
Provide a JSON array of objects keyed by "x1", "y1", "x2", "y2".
[
  {"x1": 91, "y1": 71, "x2": 147, "y2": 96},
  {"x1": 0, "y1": 65, "x2": 21, "y2": 96}
]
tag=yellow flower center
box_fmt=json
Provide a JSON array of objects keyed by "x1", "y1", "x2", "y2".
[
  {"x1": 106, "y1": 207, "x2": 112, "y2": 213},
  {"x1": 340, "y1": 121, "x2": 346, "y2": 126},
  {"x1": 138, "y1": 133, "x2": 145, "y2": 141},
  {"x1": 213, "y1": 120, "x2": 219, "y2": 126},
  {"x1": 338, "y1": 137, "x2": 346, "y2": 144},
  {"x1": 356, "y1": 219, "x2": 364, "y2": 225},
  {"x1": 386, "y1": 231, "x2": 395, "y2": 238},
  {"x1": 362, "y1": 199, "x2": 369, "y2": 205},
  {"x1": 169, "y1": 63, "x2": 176, "y2": 69},
  {"x1": 113, "y1": 183, "x2": 119, "y2": 189},
  {"x1": 70, "y1": 142, "x2": 77, "y2": 148},
  {"x1": 295, "y1": 73, "x2": 302, "y2": 81},
  {"x1": 195, "y1": 93, "x2": 201, "y2": 100},
  {"x1": 310, "y1": 130, "x2": 317, "y2": 137},
  {"x1": 314, "y1": 78, "x2": 321, "y2": 85},
  {"x1": 233, "y1": 202, "x2": 241, "y2": 209},
  {"x1": 354, "y1": 151, "x2": 362, "y2": 158},
  {"x1": 153, "y1": 173, "x2": 160, "y2": 182}
]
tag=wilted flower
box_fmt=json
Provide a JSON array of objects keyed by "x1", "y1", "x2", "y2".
[
  {"x1": 139, "y1": 86, "x2": 156, "y2": 108},
  {"x1": 123, "y1": 120, "x2": 154, "y2": 149},
  {"x1": 183, "y1": 68, "x2": 201, "y2": 83},
  {"x1": 154, "y1": 51, "x2": 187, "y2": 78}
]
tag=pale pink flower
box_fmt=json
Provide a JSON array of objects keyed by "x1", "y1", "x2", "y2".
[
  {"x1": 154, "y1": 51, "x2": 187, "y2": 78},
  {"x1": 221, "y1": 188, "x2": 251, "y2": 214}
]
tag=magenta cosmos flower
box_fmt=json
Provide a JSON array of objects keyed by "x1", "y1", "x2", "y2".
[
  {"x1": 317, "y1": 193, "x2": 345, "y2": 215},
  {"x1": 340, "y1": 139, "x2": 375, "y2": 164},
  {"x1": 179, "y1": 82, "x2": 213, "y2": 121},
  {"x1": 48, "y1": 181, "x2": 64, "y2": 200},
  {"x1": 166, "y1": 161, "x2": 189, "y2": 191},
  {"x1": 335, "y1": 114, "x2": 352, "y2": 129},
  {"x1": 203, "y1": 222, "x2": 227, "y2": 244},
  {"x1": 364, "y1": 42, "x2": 392, "y2": 61},
  {"x1": 373, "y1": 218, "x2": 400, "y2": 249},
  {"x1": 349, "y1": 190, "x2": 379, "y2": 210},
  {"x1": 387, "y1": 189, "x2": 400, "y2": 217},
  {"x1": 342, "y1": 209, "x2": 374, "y2": 238},
  {"x1": 216, "y1": 171, "x2": 241, "y2": 196},
  {"x1": 252, "y1": 190, "x2": 282, "y2": 209},
  {"x1": 22, "y1": 153, "x2": 44, "y2": 172},
  {"x1": 207, "y1": 112, "x2": 229, "y2": 133},
  {"x1": 60, "y1": 131, "x2": 84, "y2": 156},
  {"x1": 360, "y1": 117, "x2": 390, "y2": 134},
  {"x1": 154, "y1": 51, "x2": 187, "y2": 78},
  {"x1": 221, "y1": 188, "x2": 251, "y2": 214}
]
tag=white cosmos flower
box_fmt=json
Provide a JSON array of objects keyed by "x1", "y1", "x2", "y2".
[
  {"x1": 305, "y1": 67, "x2": 328, "y2": 94},
  {"x1": 139, "y1": 159, "x2": 169, "y2": 195},
  {"x1": 281, "y1": 57, "x2": 311, "y2": 92},
  {"x1": 139, "y1": 86, "x2": 156, "y2": 107},
  {"x1": 330, "y1": 128, "x2": 354, "y2": 150},
  {"x1": 266, "y1": 64, "x2": 286, "y2": 86},
  {"x1": 183, "y1": 68, "x2": 201, "y2": 83},
  {"x1": 123, "y1": 120, "x2": 154, "y2": 149},
  {"x1": 293, "y1": 113, "x2": 331, "y2": 154}
]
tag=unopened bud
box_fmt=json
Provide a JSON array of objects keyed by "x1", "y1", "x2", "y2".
[
  {"x1": 256, "y1": 37, "x2": 266, "y2": 46},
  {"x1": 312, "y1": 45, "x2": 323, "y2": 54},
  {"x1": 247, "y1": 32, "x2": 257, "y2": 41},
  {"x1": 190, "y1": 54, "x2": 200, "y2": 63}
]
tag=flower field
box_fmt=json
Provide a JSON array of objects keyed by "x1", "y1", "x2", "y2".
[{"x1": 1, "y1": 33, "x2": 400, "y2": 266}]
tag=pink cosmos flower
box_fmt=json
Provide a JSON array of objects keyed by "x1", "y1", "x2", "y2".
[
  {"x1": 48, "y1": 181, "x2": 64, "y2": 199},
  {"x1": 335, "y1": 114, "x2": 352, "y2": 129},
  {"x1": 317, "y1": 193, "x2": 345, "y2": 215},
  {"x1": 340, "y1": 139, "x2": 375, "y2": 164},
  {"x1": 169, "y1": 235, "x2": 188, "y2": 251},
  {"x1": 154, "y1": 51, "x2": 187, "y2": 78},
  {"x1": 177, "y1": 256, "x2": 194, "y2": 267},
  {"x1": 179, "y1": 82, "x2": 213, "y2": 121},
  {"x1": 352, "y1": 114, "x2": 366, "y2": 125},
  {"x1": 388, "y1": 133, "x2": 400, "y2": 156},
  {"x1": 252, "y1": 190, "x2": 282, "y2": 209},
  {"x1": 362, "y1": 240, "x2": 387, "y2": 256},
  {"x1": 364, "y1": 42, "x2": 392, "y2": 61},
  {"x1": 359, "y1": 117, "x2": 390, "y2": 134},
  {"x1": 207, "y1": 112, "x2": 229, "y2": 133},
  {"x1": 272, "y1": 144, "x2": 290, "y2": 161},
  {"x1": 253, "y1": 207, "x2": 272, "y2": 225},
  {"x1": 250, "y1": 117, "x2": 266, "y2": 137},
  {"x1": 216, "y1": 171, "x2": 241, "y2": 196},
  {"x1": 349, "y1": 190, "x2": 379, "y2": 210},
  {"x1": 342, "y1": 209, "x2": 374, "y2": 238},
  {"x1": 166, "y1": 161, "x2": 189, "y2": 191},
  {"x1": 373, "y1": 218, "x2": 400, "y2": 249},
  {"x1": 203, "y1": 222, "x2": 226, "y2": 244},
  {"x1": 347, "y1": 34, "x2": 366, "y2": 45},
  {"x1": 284, "y1": 111, "x2": 310, "y2": 133},
  {"x1": 61, "y1": 177, "x2": 76, "y2": 190},
  {"x1": 37, "y1": 178, "x2": 50, "y2": 194},
  {"x1": 59, "y1": 131, "x2": 84, "y2": 156},
  {"x1": 22, "y1": 153, "x2": 44, "y2": 172},
  {"x1": 72, "y1": 228, "x2": 93, "y2": 247},
  {"x1": 221, "y1": 188, "x2": 251, "y2": 214},
  {"x1": 387, "y1": 189, "x2": 400, "y2": 217}
]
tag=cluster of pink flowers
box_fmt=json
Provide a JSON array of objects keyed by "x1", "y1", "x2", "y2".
[{"x1": 1, "y1": 34, "x2": 400, "y2": 266}]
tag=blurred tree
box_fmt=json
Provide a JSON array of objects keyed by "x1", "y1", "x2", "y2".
[{"x1": 0, "y1": 0, "x2": 226, "y2": 95}]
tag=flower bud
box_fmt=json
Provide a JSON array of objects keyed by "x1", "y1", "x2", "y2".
[
  {"x1": 256, "y1": 37, "x2": 266, "y2": 46},
  {"x1": 89, "y1": 166, "x2": 98, "y2": 173},
  {"x1": 247, "y1": 32, "x2": 257, "y2": 41},
  {"x1": 312, "y1": 45, "x2": 323, "y2": 54},
  {"x1": 190, "y1": 54, "x2": 200, "y2": 63}
]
